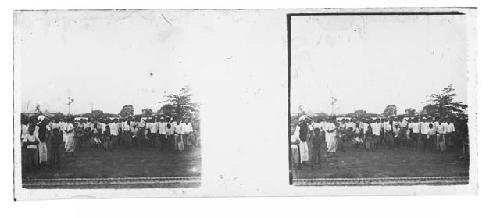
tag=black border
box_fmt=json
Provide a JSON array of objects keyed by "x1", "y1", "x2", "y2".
[{"x1": 287, "y1": 11, "x2": 468, "y2": 185}]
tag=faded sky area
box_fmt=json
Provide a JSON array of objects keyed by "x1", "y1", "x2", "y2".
[
  {"x1": 15, "y1": 10, "x2": 242, "y2": 114},
  {"x1": 291, "y1": 15, "x2": 470, "y2": 114}
]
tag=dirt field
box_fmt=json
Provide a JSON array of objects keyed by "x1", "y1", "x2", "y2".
[
  {"x1": 22, "y1": 144, "x2": 201, "y2": 180},
  {"x1": 292, "y1": 142, "x2": 469, "y2": 179}
]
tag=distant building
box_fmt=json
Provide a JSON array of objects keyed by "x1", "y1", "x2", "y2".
[
  {"x1": 405, "y1": 108, "x2": 417, "y2": 117},
  {"x1": 354, "y1": 109, "x2": 366, "y2": 117}
]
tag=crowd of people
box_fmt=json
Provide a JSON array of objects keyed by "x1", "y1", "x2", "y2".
[
  {"x1": 291, "y1": 115, "x2": 464, "y2": 168},
  {"x1": 20, "y1": 115, "x2": 199, "y2": 172}
]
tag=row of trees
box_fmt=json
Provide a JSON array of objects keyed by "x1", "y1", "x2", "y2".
[
  {"x1": 24, "y1": 86, "x2": 199, "y2": 122},
  {"x1": 382, "y1": 84, "x2": 468, "y2": 121},
  {"x1": 118, "y1": 86, "x2": 199, "y2": 121},
  {"x1": 296, "y1": 84, "x2": 468, "y2": 122}
]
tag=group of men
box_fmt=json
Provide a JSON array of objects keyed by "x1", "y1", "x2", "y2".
[
  {"x1": 291, "y1": 115, "x2": 459, "y2": 168},
  {"x1": 20, "y1": 115, "x2": 199, "y2": 172},
  {"x1": 70, "y1": 117, "x2": 197, "y2": 152}
]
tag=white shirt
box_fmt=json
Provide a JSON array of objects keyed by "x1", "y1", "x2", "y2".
[
  {"x1": 346, "y1": 122, "x2": 355, "y2": 130},
  {"x1": 428, "y1": 125, "x2": 437, "y2": 135},
  {"x1": 370, "y1": 123, "x2": 381, "y2": 136},
  {"x1": 420, "y1": 122, "x2": 429, "y2": 135},
  {"x1": 185, "y1": 123, "x2": 193, "y2": 133},
  {"x1": 24, "y1": 134, "x2": 40, "y2": 149},
  {"x1": 411, "y1": 122, "x2": 421, "y2": 134},
  {"x1": 158, "y1": 122, "x2": 167, "y2": 135},
  {"x1": 401, "y1": 119, "x2": 408, "y2": 128},
  {"x1": 384, "y1": 122, "x2": 392, "y2": 131},
  {"x1": 84, "y1": 122, "x2": 92, "y2": 129},
  {"x1": 325, "y1": 122, "x2": 335, "y2": 131},
  {"x1": 362, "y1": 123, "x2": 370, "y2": 134},
  {"x1": 148, "y1": 122, "x2": 158, "y2": 133},
  {"x1": 109, "y1": 123, "x2": 119, "y2": 136},
  {"x1": 21, "y1": 124, "x2": 29, "y2": 140},
  {"x1": 122, "y1": 122, "x2": 130, "y2": 131},
  {"x1": 101, "y1": 123, "x2": 107, "y2": 132},
  {"x1": 165, "y1": 123, "x2": 174, "y2": 135},
  {"x1": 446, "y1": 122, "x2": 455, "y2": 133},
  {"x1": 437, "y1": 123, "x2": 446, "y2": 134},
  {"x1": 179, "y1": 122, "x2": 188, "y2": 134},
  {"x1": 138, "y1": 120, "x2": 145, "y2": 128}
]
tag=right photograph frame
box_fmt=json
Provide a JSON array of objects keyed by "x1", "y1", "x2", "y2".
[{"x1": 287, "y1": 9, "x2": 476, "y2": 186}]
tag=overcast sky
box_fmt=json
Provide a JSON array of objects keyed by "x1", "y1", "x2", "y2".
[
  {"x1": 291, "y1": 15, "x2": 470, "y2": 114},
  {"x1": 16, "y1": 10, "x2": 220, "y2": 114}
]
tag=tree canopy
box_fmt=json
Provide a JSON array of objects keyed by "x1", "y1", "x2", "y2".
[
  {"x1": 383, "y1": 105, "x2": 397, "y2": 117},
  {"x1": 158, "y1": 86, "x2": 199, "y2": 121},
  {"x1": 119, "y1": 105, "x2": 134, "y2": 117},
  {"x1": 141, "y1": 108, "x2": 153, "y2": 116},
  {"x1": 423, "y1": 84, "x2": 467, "y2": 120}
]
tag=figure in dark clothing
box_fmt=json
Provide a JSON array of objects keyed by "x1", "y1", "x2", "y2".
[
  {"x1": 311, "y1": 127, "x2": 325, "y2": 167},
  {"x1": 50, "y1": 128, "x2": 64, "y2": 169}
]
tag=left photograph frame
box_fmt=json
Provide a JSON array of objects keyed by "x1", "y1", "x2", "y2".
[{"x1": 13, "y1": 10, "x2": 203, "y2": 194}]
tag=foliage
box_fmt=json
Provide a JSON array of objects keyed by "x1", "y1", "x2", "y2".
[
  {"x1": 158, "y1": 86, "x2": 199, "y2": 121},
  {"x1": 405, "y1": 108, "x2": 417, "y2": 117},
  {"x1": 119, "y1": 105, "x2": 134, "y2": 118},
  {"x1": 141, "y1": 108, "x2": 153, "y2": 116},
  {"x1": 423, "y1": 84, "x2": 467, "y2": 121},
  {"x1": 383, "y1": 105, "x2": 397, "y2": 117}
]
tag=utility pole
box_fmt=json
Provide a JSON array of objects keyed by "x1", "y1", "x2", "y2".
[
  {"x1": 67, "y1": 97, "x2": 74, "y2": 115},
  {"x1": 330, "y1": 96, "x2": 337, "y2": 116}
]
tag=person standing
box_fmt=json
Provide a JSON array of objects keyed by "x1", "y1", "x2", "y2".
[
  {"x1": 174, "y1": 120, "x2": 185, "y2": 152},
  {"x1": 64, "y1": 118, "x2": 76, "y2": 156},
  {"x1": 50, "y1": 128, "x2": 63, "y2": 169},
  {"x1": 185, "y1": 119, "x2": 195, "y2": 149},
  {"x1": 420, "y1": 118, "x2": 429, "y2": 151},
  {"x1": 393, "y1": 122, "x2": 400, "y2": 148},
  {"x1": 158, "y1": 118, "x2": 167, "y2": 150},
  {"x1": 296, "y1": 117, "x2": 310, "y2": 167},
  {"x1": 121, "y1": 120, "x2": 132, "y2": 148},
  {"x1": 364, "y1": 125, "x2": 375, "y2": 152},
  {"x1": 149, "y1": 119, "x2": 159, "y2": 147},
  {"x1": 311, "y1": 127, "x2": 325, "y2": 167},
  {"x1": 102, "y1": 125, "x2": 112, "y2": 152},
  {"x1": 325, "y1": 120, "x2": 336, "y2": 154},
  {"x1": 370, "y1": 120, "x2": 381, "y2": 150},
  {"x1": 138, "y1": 118, "x2": 146, "y2": 146},
  {"x1": 180, "y1": 119, "x2": 190, "y2": 150},
  {"x1": 162, "y1": 121, "x2": 172, "y2": 152},
  {"x1": 131, "y1": 120, "x2": 139, "y2": 147},
  {"x1": 409, "y1": 118, "x2": 420, "y2": 150},
  {"x1": 437, "y1": 120, "x2": 447, "y2": 152},
  {"x1": 37, "y1": 117, "x2": 49, "y2": 166},
  {"x1": 446, "y1": 120, "x2": 456, "y2": 148},
  {"x1": 109, "y1": 120, "x2": 119, "y2": 151},
  {"x1": 23, "y1": 124, "x2": 41, "y2": 171},
  {"x1": 167, "y1": 120, "x2": 176, "y2": 151},
  {"x1": 426, "y1": 122, "x2": 437, "y2": 152},
  {"x1": 21, "y1": 119, "x2": 29, "y2": 142}
]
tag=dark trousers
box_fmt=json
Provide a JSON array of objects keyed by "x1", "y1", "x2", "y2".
[
  {"x1": 149, "y1": 133, "x2": 157, "y2": 147},
  {"x1": 183, "y1": 134, "x2": 193, "y2": 150},
  {"x1": 110, "y1": 135, "x2": 118, "y2": 151},
  {"x1": 413, "y1": 134, "x2": 422, "y2": 151},
  {"x1": 166, "y1": 135, "x2": 175, "y2": 151},
  {"x1": 423, "y1": 135, "x2": 436, "y2": 151},
  {"x1": 132, "y1": 136, "x2": 137, "y2": 147},
  {"x1": 312, "y1": 145, "x2": 322, "y2": 166},
  {"x1": 158, "y1": 134, "x2": 166, "y2": 151},
  {"x1": 26, "y1": 148, "x2": 38, "y2": 170},
  {"x1": 50, "y1": 144, "x2": 61, "y2": 168}
]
